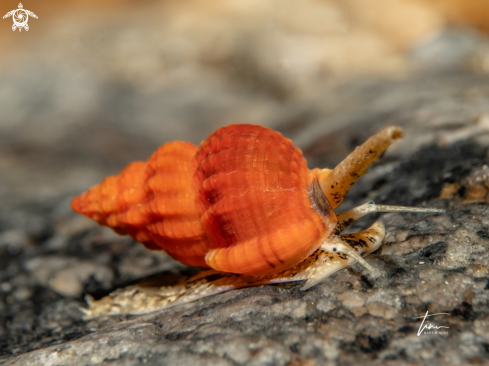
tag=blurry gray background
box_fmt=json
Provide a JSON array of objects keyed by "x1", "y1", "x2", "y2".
[
  {"x1": 1, "y1": 0, "x2": 489, "y2": 210},
  {"x1": 3, "y1": 1, "x2": 489, "y2": 363}
]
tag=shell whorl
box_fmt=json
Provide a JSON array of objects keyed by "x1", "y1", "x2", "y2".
[
  {"x1": 71, "y1": 141, "x2": 210, "y2": 268},
  {"x1": 194, "y1": 124, "x2": 332, "y2": 274},
  {"x1": 72, "y1": 124, "x2": 336, "y2": 275}
]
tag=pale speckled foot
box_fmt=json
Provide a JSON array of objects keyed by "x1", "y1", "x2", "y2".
[
  {"x1": 82, "y1": 221, "x2": 386, "y2": 318},
  {"x1": 81, "y1": 271, "x2": 237, "y2": 318},
  {"x1": 81, "y1": 269, "x2": 294, "y2": 319}
]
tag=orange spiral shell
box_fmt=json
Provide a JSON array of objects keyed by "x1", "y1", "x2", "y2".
[{"x1": 71, "y1": 124, "x2": 336, "y2": 275}]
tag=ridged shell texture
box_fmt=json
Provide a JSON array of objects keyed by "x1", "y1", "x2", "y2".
[{"x1": 72, "y1": 125, "x2": 334, "y2": 275}]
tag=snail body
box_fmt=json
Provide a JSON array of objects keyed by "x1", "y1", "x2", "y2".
[
  {"x1": 71, "y1": 124, "x2": 439, "y2": 277},
  {"x1": 74, "y1": 124, "x2": 446, "y2": 318}
]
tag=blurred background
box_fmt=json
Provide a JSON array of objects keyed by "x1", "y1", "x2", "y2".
[
  {"x1": 1, "y1": 0, "x2": 489, "y2": 210},
  {"x1": 2, "y1": 1, "x2": 489, "y2": 359}
]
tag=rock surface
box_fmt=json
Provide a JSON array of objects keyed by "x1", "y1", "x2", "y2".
[
  {"x1": 2, "y1": 3, "x2": 489, "y2": 361},
  {"x1": 2, "y1": 67, "x2": 489, "y2": 365}
]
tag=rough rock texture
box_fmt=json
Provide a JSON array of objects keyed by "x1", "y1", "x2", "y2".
[
  {"x1": 2, "y1": 13, "x2": 489, "y2": 363},
  {"x1": 2, "y1": 68, "x2": 489, "y2": 366}
]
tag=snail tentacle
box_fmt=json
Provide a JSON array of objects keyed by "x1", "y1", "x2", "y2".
[
  {"x1": 320, "y1": 126, "x2": 404, "y2": 209},
  {"x1": 335, "y1": 202, "x2": 445, "y2": 234}
]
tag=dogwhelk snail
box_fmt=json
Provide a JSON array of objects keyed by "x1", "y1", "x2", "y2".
[{"x1": 72, "y1": 124, "x2": 444, "y2": 317}]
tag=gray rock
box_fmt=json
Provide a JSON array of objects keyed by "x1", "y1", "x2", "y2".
[{"x1": 2, "y1": 23, "x2": 489, "y2": 365}]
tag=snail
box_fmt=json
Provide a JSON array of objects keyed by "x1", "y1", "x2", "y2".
[{"x1": 72, "y1": 124, "x2": 444, "y2": 317}]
